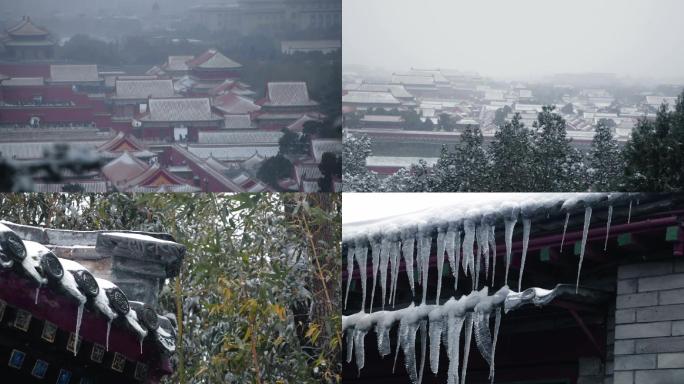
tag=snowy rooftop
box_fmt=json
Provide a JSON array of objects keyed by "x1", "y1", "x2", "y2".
[
  {"x1": 142, "y1": 98, "x2": 218, "y2": 122},
  {"x1": 197, "y1": 131, "x2": 283, "y2": 145},
  {"x1": 264, "y1": 82, "x2": 317, "y2": 107},
  {"x1": 342, "y1": 193, "x2": 621, "y2": 242},
  {"x1": 49, "y1": 65, "x2": 100, "y2": 83},
  {"x1": 114, "y1": 79, "x2": 175, "y2": 99},
  {"x1": 343, "y1": 91, "x2": 401, "y2": 105}
]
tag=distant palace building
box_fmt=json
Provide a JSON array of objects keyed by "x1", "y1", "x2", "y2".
[
  {"x1": 1, "y1": 17, "x2": 55, "y2": 60},
  {"x1": 188, "y1": 0, "x2": 341, "y2": 35}
]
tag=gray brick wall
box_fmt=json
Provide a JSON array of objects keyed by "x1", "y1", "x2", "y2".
[{"x1": 613, "y1": 261, "x2": 684, "y2": 384}]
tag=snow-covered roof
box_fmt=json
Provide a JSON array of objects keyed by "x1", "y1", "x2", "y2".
[
  {"x1": 0, "y1": 141, "x2": 104, "y2": 160},
  {"x1": 343, "y1": 91, "x2": 401, "y2": 105},
  {"x1": 342, "y1": 193, "x2": 619, "y2": 242},
  {"x1": 186, "y1": 145, "x2": 279, "y2": 161},
  {"x1": 49, "y1": 64, "x2": 99, "y2": 83},
  {"x1": 197, "y1": 131, "x2": 283, "y2": 145},
  {"x1": 223, "y1": 114, "x2": 253, "y2": 129},
  {"x1": 311, "y1": 139, "x2": 342, "y2": 163},
  {"x1": 114, "y1": 79, "x2": 175, "y2": 99},
  {"x1": 142, "y1": 98, "x2": 218, "y2": 122},
  {"x1": 166, "y1": 55, "x2": 194, "y2": 71},
  {"x1": 264, "y1": 82, "x2": 317, "y2": 107},
  {"x1": 187, "y1": 49, "x2": 241, "y2": 70},
  {"x1": 213, "y1": 93, "x2": 261, "y2": 114},
  {"x1": 366, "y1": 156, "x2": 438, "y2": 168},
  {"x1": 1, "y1": 77, "x2": 44, "y2": 86}
]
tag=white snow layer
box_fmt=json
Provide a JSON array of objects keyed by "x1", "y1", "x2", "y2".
[{"x1": 343, "y1": 193, "x2": 610, "y2": 242}]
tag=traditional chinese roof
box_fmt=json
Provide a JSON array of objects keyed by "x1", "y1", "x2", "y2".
[
  {"x1": 197, "y1": 130, "x2": 283, "y2": 145},
  {"x1": 186, "y1": 145, "x2": 279, "y2": 161},
  {"x1": 187, "y1": 49, "x2": 241, "y2": 70},
  {"x1": 164, "y1": 55, "x2": 194, "y2": 72},
  {"x1": 342, "y1": 91, "x2": 401, "y2": 105},
  {"x1": 212, "y1": 93, "x2": 261, "y2": 115},
  {"x1": 97, "y1": 132, "x2": 146, "y2": 154},
  {"x1": 49, "y1": 65, "x2": 100, "y2": 83},
  {"x1": 356, "y1": 83, "x2": 413, "y2": 99},
  {"x1": 311, "y1": 139, "x2": 342, "y2": 163},
  {"x1": 223, "y1": 114, "x2": 253, "y2": 129},
  {"x1": 32, "y1": 181, "x2": 109, "y2": 193},
  {"x1": 120, "y1": 164, "x2": 193, "y2": 190},
  {"x1": 114, "y1": 79, "x2": 175, "y2": 100},
  {"x1": 102, "y1": 152, "x2": 149, "y2": 184},
  {"x1": 0, "y1": 222, "x2": 181, "y2": 383},
  {"x1": 1, "y1": 77, "x2": 44, "y2": 86},
  {"x1": 262, "y1": 82, "x2": 317, "y2": 107},
  {"x1": 141, "y1": 98, "x2": 219, "y2": 122},
  {"x1": 6, "y1": 17, "x2": 49, "y2": 37}
]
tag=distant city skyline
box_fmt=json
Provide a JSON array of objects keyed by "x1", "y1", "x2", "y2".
[{"x1": 343, "y1": 0, "x2": 684, "y2": 84}]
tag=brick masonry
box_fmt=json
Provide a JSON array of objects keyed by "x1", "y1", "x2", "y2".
[{"x1": 613, "y1": 261, "x2": 684, "y2": 384}]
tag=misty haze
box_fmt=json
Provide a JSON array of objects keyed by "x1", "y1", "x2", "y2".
[
  {"x1": 0, "y1": 0, "x2": 342, "y2": 193},
  {"x1": 342, "y1": 0, "x2": 684, "y2": 193}
]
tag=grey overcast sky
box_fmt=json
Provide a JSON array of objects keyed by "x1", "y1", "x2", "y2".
[{"x1": 343, "y1": 0, "x2": 684, "y2": 82}]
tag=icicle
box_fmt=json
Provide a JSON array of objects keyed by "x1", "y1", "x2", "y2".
[
  {"x1": 560, "y1": 212, "x2": 570, "y2": 252},
  {"x1": 389, "y1": 240, "x2": 401, "y2": 307},
  {"x1": 462, "y1": 220, "x2": 475, "y2": 278},
  {"x1": 402, "y1": 233, "x2": 416, "y2": 297},
  {"x1": 489, "y1": 308, "x2": 502, "y2": 384},
  {"x1": 106, "y1": 320, "x2": 112, "y2": 351},
  {"x1": 445, "y1": 225, "x2": 461, "y2": 291},
  {"x1": 418, "y1": 320, "x2": 427, "y2": 384},
  {"x1": 474, "y1": 311, "x2": 493, "y2": 366},
  {"x1": 370, "y1": 239, "x2": 381, "y2": 311},
  {"x1": 344, "y1": 246, "x2": 355, "y2": 310},
  {"x1": 140, "y1": 338, "x2": 144, "y2": 355},
  {"x1": 354, "y1": 329, "x2": 367, "y2": 375},
  {"x1": 34, "y1": 284, "x2": 41, "y2": 305},
  {"x1": 74, "y1": 303, "x2": 84, "y2": 356},
  {"x1": 627, "y1": 200, "x2": 632, "y2": 223},
  {"x1": 489, "y1": 225, "x2": 496, "y2": 286},
  {"x1": 504, "y1": 218, "x2": 516, "y2": 284},
  {"x1": 418, "y1": 234, "x2": 431, "y2": 305},
  {"x1": 346, "y1": 328, "x2": 354, "y2": 363},
  {"x1": 375, "y1": 322, "x2": 392, "y2": 357},
  {"x1": 400, "y1": 319, "x2": 420, "y2": 383},
  {"x1": 518, "y1": 218, "x2": 531, "y2": 292},
  {"x1": 604, "y1": 205, "x2": 613, "y2": 251},
  {"x1": 436, "y1": 230, "x2": 446, "y2": 304},
  {"x1": 393, "y1": 320, "x2": 404, "y2": 373},
  {"x1": 379, "y1": 238, "x2": 391, "y2": 309},
  {"x1": 461, "y1": 314, "x2": 474, "y2": 384},
  {"x1": 355, "y1": 244, "x2": 368, "y2": 312},
  {"x1": 474, "y1": 225, "x2": 485, "y2": 289},
  {"x1": 446, "y1": 312, "x2": 465, "y2": 384},
  {"x1": 576, "y1": 206, "x2": 592, "y2": 293},
  {"x1": 429, "y1": 309, "x2": 444, "y2": 374},
  {"x1": 481, "y1": 225, "x2": 491, "y2": 284}
]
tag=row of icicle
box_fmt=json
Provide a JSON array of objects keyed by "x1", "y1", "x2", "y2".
[{"x1": 343, "y1": 198, "x2": 634, "y2": 383}]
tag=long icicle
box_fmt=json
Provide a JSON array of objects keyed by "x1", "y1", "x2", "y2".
[
  {"x1": 436, "y1": 230, "x2": 446, "y2": 304},
  {"x1": 355, "y1": 243, "x2": 368, "y2": 312},
  {"x1": 402, "y1": 232, "x2": 416, "y2": 297},
  {"x1": 389, "y1": 239, "x2": 401, "y2": 307},
  {"x1": 429, "y1": 310, "x2": 444, "y2": 374},
  {"x1": 420, "y1": 234, "x2": 431, "y2": 305},
  {"x1": 461, "y1": 313, "x2": 474, "y2": 384},
  {"x1": 576, "y1": 206, "x2": 592, "y2": 293},
  {"x1": 627, "y1": 200, "x2": 632, "y2": 223},
  {"x1": 445, "y1": 225, "x2": 460, "y2": 291},
  {"x1": 604, "y1": 205, "x2": 613, "y2": 251},
  {"x1": 446, "y1": 312, "x2": 465, "y2": 384},
  {"x1": 418, "y1": 320, "x2": 428, "y2": 384},
  {"x1": 489, "y1": 225, "x2": 496, "y2": 286},
  {"x1": 344, "y1": 246, "x2": 355, "y2": 310},
  {"x1": 518, "y1": 218, "x2": 531, "y2": 292},
  {"x1": 379, "y1": 238, "x2": 391, "y2": 309},
  {"x1": 463, "y1": 220, "x2": 475, "y2": 278},
  {"x1": 489, "y1": 308, "x2": 502, "y2": 384},
  {"x1": 560, "y1": 212, "x2": 570, "y2": 252},
  {"x1": 369, "y1": 239, "x2": 381, "y2": 311},
  {"x1": 503, "y1": 217, "x2": 516, "y2": 285}
]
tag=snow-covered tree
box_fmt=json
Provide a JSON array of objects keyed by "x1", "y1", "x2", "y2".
[
  {"x1": 342, "y1": 131, "x2": 380, "y2": 192},
  {"x1": 623, "y1": 93, "x2": 684, "y2": 192},
  {"x1": 530, "y1": 106, "x2": 587, "y2": 191},
  {"x1": 588, "y1": 119, "x2": 623, "y2": 190},
  {"x1": 489, "y1": 113, "x2": 536, "y2": 191}
]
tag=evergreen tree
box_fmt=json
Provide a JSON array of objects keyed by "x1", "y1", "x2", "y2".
[
  {"x1": 342, "y1": 131, "x2": 380, "y2": 191},
  {"x1": 531, "y1": 106, "x2": 587, "y2": 191},
  {"x1": 382, "y1": 160, "x2": 435, "y2": 192},
  {"x1": 432, "y1": 125, "x2": 491, "y2": 191},
  {"x1": 588, "y1": 119, "x2": 623, "y2": 190},
  {"x1": 438, "y1": 113, "x2": 454, "y2": 131},
  {"x1": 623, "y1": 93, "x2": 684, "y2": 191},
  {"x1": 489, "y1": 113, "x2": 536, "y2": 191}
]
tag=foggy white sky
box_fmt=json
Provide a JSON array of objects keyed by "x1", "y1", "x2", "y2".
[{"x1": 343, "y1": 0, "x2": 684, "y2": 82}]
